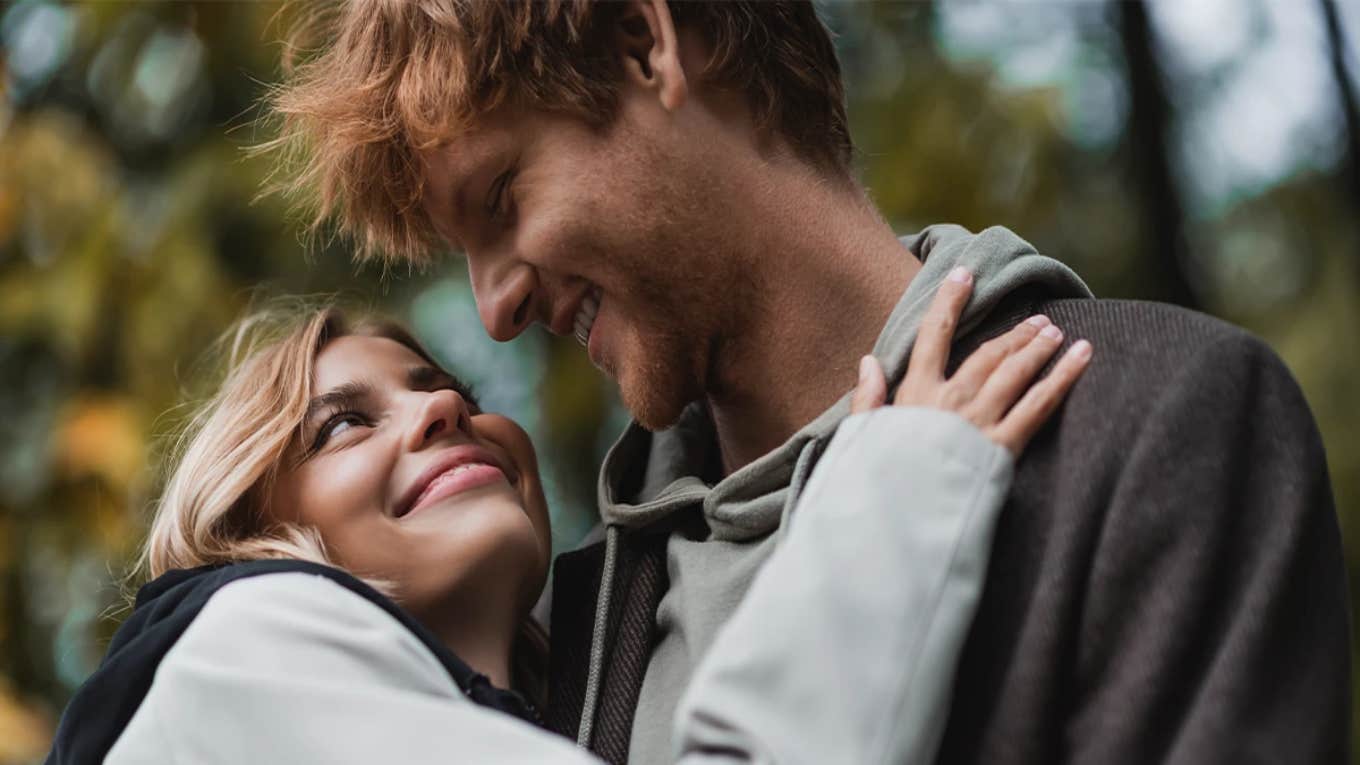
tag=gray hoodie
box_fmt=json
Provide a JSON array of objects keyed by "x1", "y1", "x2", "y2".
[{"x1": 588, "y1": 225, "x2": 1093, "y2": 762}]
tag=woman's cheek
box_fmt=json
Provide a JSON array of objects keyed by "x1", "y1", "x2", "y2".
[
  {"x1": 473, "y1": 415, "x2": 550, "y2": 560},
  {"x1": 297, "y1": 447, "x2": 389, "y2": 531}
]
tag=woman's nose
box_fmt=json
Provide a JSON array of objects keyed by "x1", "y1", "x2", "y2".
[{"x1": 405, "y1": 388, "x2": 474, "y2": 451}]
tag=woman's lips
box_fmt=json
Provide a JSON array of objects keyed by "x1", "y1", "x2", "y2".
[{"x1": 402, "y1": 463, "x2": 508, "y2": 519}]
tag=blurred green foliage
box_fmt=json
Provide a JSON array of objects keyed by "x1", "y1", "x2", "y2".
[{"x1": 0, "y1": 1, "x2": 1357, "y2": 761}]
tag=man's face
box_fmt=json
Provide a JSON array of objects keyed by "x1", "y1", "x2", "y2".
[{"x1": 420, "y1": 95, "x2": 756, "y2": 430}]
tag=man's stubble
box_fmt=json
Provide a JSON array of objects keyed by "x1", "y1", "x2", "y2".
[{"x1": 601, "y1": 153, "x2": 758, "y2": 432}]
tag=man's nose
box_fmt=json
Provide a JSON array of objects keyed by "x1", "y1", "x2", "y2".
[
  {"x1": 468, "y1": 257, "x2": 537, "y2": 342},
  {"x1": 405, "y1": 388, "x2": 474, "y2": 452}
]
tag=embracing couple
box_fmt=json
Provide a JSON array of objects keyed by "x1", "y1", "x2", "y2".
[{"x1": 47, "y1": 2, "x2": 1349, "y2": 763}]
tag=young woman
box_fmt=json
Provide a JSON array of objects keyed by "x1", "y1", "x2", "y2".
[{"x1": 46, "y1": 271, "x2": 1090, "y2": 764}]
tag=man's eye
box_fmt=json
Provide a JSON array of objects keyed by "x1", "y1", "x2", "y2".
[{"x1": 485, "y1": 170, "x2": 514, "y2": 219}]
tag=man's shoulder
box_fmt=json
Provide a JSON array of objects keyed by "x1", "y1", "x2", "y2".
[
  {"x1": 1052, "y1": 298, "x2": 1309, "y2": 415},
  {"x1": 1037, "y1": 297, "x2": 1262, "y2": 359},
  {"x1": 980, "y1": 295, "x2": 1263, "y2": 365},
  {"x1": 965, "y1": 294, "x2": 1323, "y2": 498},
  {"x1": 941, "y1": 296, "x2": 1348, "y2": 765},
  {"x1": 968, "y1": 295, "x2": 1301, "y2": 415}
]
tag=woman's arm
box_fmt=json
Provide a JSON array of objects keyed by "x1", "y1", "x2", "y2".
[
  {"x1": 106, "y1": 271, "x2": 1087, "y2": 765},
  {"x1": 673, "y1": 268, "x2": 1091, "y2": 764},
  {"x1": 106, "y1": 572, "x2": 600, "y2": 765}
]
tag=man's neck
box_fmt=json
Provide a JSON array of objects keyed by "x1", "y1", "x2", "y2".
[{"x1": 706, "y1": 176, "x2": 920, "y2": 475}]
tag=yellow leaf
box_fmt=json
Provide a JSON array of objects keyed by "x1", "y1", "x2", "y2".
[
  {"x1": 0, "y1": 678, "x2": 52, "y2": 764},
  {"x1": 55, "y1": 396, "x2": 145, "y2": 491}
]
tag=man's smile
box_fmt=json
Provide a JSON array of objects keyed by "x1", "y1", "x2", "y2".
[{"x1": 573, "y1": 283, "x2": 603, "y2": 349}]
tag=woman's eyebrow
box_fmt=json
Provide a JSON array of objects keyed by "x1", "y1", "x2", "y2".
[
  {"x1": 407, "y1": 365, "x2": 479, "y2": 410},
  {"x1": 304, "y1": 380, "x2": 376, "y2": 423}
]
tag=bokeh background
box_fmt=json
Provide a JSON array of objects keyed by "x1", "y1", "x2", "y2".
[{"x1": 1, "y1": 0, "x2": 1358, "y2": 760}]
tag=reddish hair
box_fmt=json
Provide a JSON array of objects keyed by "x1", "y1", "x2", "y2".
[{"x1": 260, "y1": 0, "x2": 851, "y2": 265}]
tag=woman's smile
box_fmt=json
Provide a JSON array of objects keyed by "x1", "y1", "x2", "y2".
[{"x1": 398, "y1": 448, "x2": 516, "y2": 520}]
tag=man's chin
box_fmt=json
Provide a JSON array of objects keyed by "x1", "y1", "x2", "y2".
[
  {"x1": 606, "y1": 322, "x2": 710, "y2": 431},
  {"x1": 619, "y1": 384, "x2": 688, "y2": 432},
  {"x1": 616, "y1": 366, "x2": 697, "y2": 432}
]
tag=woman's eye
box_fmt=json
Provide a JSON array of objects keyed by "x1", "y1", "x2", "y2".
[{"x1": 314, "y1": 413, "x2": 367, "y2": 450}]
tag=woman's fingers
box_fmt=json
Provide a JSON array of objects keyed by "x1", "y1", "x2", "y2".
[
  {"x1": 850, "y1": 355, "x2": 888, "y2": 414},
  {"x1": 944, "y1": 315, "x2": 1050, "y2": 402},
  {"x1": 991, "y1": 339, "x2": 1093, "y2": 454},
  {"x1": 964, "y1": 322, "x2": 1066, "y2": 424},
  {"x1": 855, "y1": 270, "x2": 1093, "y2": 458},
  {"x1": 904, "y1": 267, "x2": 974, "y2": 389}
]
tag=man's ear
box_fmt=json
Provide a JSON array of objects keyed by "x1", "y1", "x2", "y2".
[{"x1": 614, "y1": 0, "x2": 687, "y2": 112}]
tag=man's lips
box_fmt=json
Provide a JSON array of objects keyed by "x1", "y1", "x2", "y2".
[
  {"x1": 395, "y1": 445, "x2": 516, "y2": 519},
  {"x1": 550, "y1": 283, "x2": 597, "y2": 337}
]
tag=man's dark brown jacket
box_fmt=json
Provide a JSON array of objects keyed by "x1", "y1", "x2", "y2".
[{"x1": 546, "y1": 289, "x2": 1350, "y2": 764}]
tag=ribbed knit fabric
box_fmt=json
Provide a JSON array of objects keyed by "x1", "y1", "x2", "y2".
[
  {"x1": 935, "y1": 296, "x2": 1350, "y2": 764},
  {"x1": 543, "y1": 543, "x2": 604, "y2": 743},
  {"x1": 546, "y1": 532, "x2": 671, "y2": 764},
  {"x1": 548, "y1": 294, "x2": 1351, "y2": 764},
  {"x1": 594, "y1": 537, "x2": 668, "y2": 763}
]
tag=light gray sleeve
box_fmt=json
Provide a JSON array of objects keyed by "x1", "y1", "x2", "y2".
[
  {"x1": 672, "y1": 407, "x2": 1014, "y2": 765},
  {"x1": 105, "y1": 573, "x2": 600, "y2": 765}
]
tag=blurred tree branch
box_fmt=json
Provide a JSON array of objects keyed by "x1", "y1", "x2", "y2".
[
  {"x1": 1320, "y1": 0, "x2": 1360, "y2": 286},
  {"x1": 1116, "y1": 0, "x2": 1200, "y2": 310}
]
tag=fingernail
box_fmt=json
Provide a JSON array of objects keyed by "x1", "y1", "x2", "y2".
[
  {"x1": 1025, "y1": 314, "x2": 1051, "y2": 329},
  {"x1": 859, "y1": 355, "x2": 874, "y2": 384},
  {"x1": 948, "y1": 266, "x2": 972, "y2": 284},
  {"x1": 1041, "y1": 325, "x2": 1064, "y2": 341},
  {"x1": 1069, "y1": 339, "x2": 1092, "y2": 360}
]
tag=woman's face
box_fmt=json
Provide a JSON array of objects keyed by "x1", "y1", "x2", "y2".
[{"x1": 268, "y1": 333, "x2": 551, "y2": 633}]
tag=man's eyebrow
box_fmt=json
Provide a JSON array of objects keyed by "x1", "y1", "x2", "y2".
[
  {"x1": 304, "y1": 380, "x2": 375, "y2": 424},
  {"x1": 407, "y1": 365, "x2": 480, "y2": 411}
]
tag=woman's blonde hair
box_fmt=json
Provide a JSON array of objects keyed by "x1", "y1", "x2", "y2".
[{"x1": 139, "y1": 302, "x2": 443, "y2": 580}]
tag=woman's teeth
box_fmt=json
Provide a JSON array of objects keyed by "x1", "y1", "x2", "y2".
[
  {"x1": 407, "y1": 462, "x2": 499, "y2": 515},
  {"x1": 418, "y1": 463, "x2": 488, "y2": 501},
  {"x1": 573, "y1": 286, "x2": 601, "y2": 347},
  {"x1": 439, "y1": 463, "x2": 485, "y2": 479}
]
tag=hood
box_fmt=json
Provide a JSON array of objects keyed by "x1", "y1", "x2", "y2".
[
  {"x1": 597, "y1": 224, "x2": 1092, "y2": 542},
  {"x1": 47, "y1": 560, "x2": 536, "y2": 764},
  {"x1": 46, "y1": 564, "x2": 230, "y2": 765}
]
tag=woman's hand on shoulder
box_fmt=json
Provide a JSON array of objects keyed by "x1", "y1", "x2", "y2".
[{"x1": 850, "y1": 266, "x2": 1092, "y2": 455}]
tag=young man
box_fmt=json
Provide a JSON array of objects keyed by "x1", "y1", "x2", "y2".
[{"x1": 269, "y1": 1, "x2": 1349, "y2": 762}]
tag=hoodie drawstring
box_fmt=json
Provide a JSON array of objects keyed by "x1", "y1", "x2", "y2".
[
  {"x1": 576, "y1": 524, "x2": 619, "y2": 748},
  {"x1": 577, "y1": 440, "x2": 825, "y2": 747}
]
